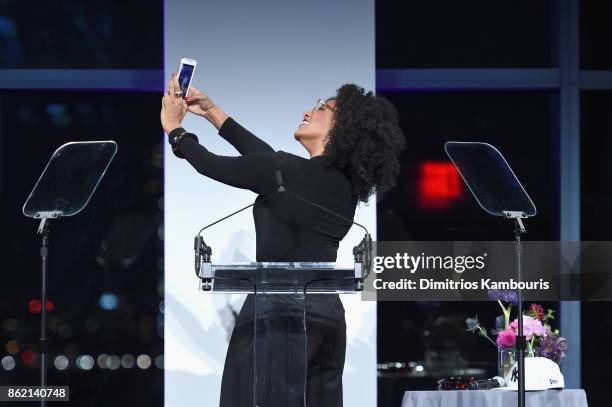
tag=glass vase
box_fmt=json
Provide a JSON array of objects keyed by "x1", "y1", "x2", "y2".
[{"x1": 497, "y1": 346, "x2": 516, "y2": 380}]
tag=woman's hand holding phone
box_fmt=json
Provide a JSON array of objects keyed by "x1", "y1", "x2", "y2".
[
  {"x1": 185, "y1": 86, "x2": 214, "y2": 116},
  {"x1": 186, "y1": 85, "x2": 229, "y2": 129},
  {"x1": 160, "y1": 74, "x2": 188, "y2": 134}
]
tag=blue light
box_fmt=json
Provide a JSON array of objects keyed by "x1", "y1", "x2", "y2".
[
  {"x1": 45, "y1": 103, "x2": 70, "y2": 128},
  {"x1": 98, "y1": 292, "x2": 119, "y2": 310},
  {"x1": 0, "y1": 17, "x2": 17, "y2": 37}
]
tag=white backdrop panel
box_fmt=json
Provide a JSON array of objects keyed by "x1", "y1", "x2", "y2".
[{"x1": 164, "y1": 1, "x2": 376, "y2": 405}]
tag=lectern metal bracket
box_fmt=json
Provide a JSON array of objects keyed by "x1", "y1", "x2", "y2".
[
  {"x1": 352, "y1": 233, "x2": 372, "y2": 291},
  {"x1": 194, "y1": 235, "x2": 213, "y2": 291},
  {"x1": 195, "y1": 233, "x2": 371, "y2": 292}
]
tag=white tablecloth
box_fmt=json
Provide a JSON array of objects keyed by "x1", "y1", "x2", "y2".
[{"x1": 401, "y1": 389, "x2": 588, "y2": 407}]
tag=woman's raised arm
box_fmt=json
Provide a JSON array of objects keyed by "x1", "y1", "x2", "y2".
[
  {"x1": 169, "y1": 127, "x2": 281, "y2": 195},
  {"x1": 186, "y1": 86, "x2": 274, "y2": 155}
]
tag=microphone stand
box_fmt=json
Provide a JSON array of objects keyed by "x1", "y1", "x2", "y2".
[
  {"x1": 194, "y1": 183, "x2": 284, "y2": 290},
  {"x1": 194, "y1": 171, "x2": 372, "y2": 290}
]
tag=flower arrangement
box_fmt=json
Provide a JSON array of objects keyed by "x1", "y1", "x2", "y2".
[{"x1": 466, "y1": 290, "x2": 568, "y2": 365}]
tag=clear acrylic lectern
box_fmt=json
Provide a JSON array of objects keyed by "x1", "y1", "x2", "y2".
[{"x1": 198, "y1": 260, "x2": 362, "y2": 407}]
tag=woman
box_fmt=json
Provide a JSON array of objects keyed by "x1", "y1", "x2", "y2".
[{"x1": 161, "y1": 75, "x2": 404, "y2": 406}]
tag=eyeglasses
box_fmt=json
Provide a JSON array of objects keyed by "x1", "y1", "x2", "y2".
[{"x1": 312, "y1": 98, "x2": 336, "y2": 114}]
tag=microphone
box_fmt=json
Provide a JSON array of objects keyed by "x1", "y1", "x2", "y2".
[
  {"x1": 275, "y1": 170, "x2": 286, "y2": 192},
  {"x1": 468, "y1": 376, "x2": 505, "y2": 390}
]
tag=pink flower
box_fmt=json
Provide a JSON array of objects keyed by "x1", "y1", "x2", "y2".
[
  {"x1": 496, "y1": 329, "x2": 516, "y2": 348},
  {"x1": 509, "y1": 315, "x2": 547, "y2": 340}
]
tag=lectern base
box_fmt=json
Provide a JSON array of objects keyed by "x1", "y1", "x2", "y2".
[{"x1": 219, "y1": 294, "x2": 346, "y2": 407}]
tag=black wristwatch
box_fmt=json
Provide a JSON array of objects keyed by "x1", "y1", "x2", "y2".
[{"x1": 168, "y1": 128, "x2": 198, "y2": 158}]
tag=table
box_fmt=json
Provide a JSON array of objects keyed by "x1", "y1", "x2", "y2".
[{"x1": 401, "y1": 389, "x2": 588, "y2": 407}]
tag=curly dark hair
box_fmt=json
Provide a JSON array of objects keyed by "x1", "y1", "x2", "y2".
[{"x1": 323, "y1": 83, "x2": 405, "y2": 204}]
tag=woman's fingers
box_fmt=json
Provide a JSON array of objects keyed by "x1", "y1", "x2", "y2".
[
  {"x1": 166, "y1": 73, "x2": 177, "y2": 95},
  {"x1": 166, "y1": 84, "x2": 175, "y2": 97},
  {"x1": 166, "y1": 73, "x2": 180, "y2": 96},
  {"x1": 186, "y1": 94, "x2": 204, "y2": 104},
  {"x1": 189, "y1": 85, "x2": 203, "y2": 95},
  {"x1": 162, "y1": 88, "x2": 187, "y2": 112},
  {"x1": 172, "y1": 75, "x2": 181, "y2": 94}
]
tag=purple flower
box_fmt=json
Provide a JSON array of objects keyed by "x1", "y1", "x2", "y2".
[
  {"x1": 537, "y1": 336, "x2": 558, "y2": 360},
  {"x1": 557, "y1": 337, "x2": 569, "y2": 352},
  {"x1": 537, "y1": 335, "x2": 568, "y2": 364},
  {"x1": 488, "y1": 289, "x2": 518, "y2": 305},
  {"x1": 487, "y1": 289, "x2": 504, "y2": 301}
]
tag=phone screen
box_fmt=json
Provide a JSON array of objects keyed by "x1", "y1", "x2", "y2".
[{"x1": 178, "y1": 63, "x2": 195, "y2": 94}]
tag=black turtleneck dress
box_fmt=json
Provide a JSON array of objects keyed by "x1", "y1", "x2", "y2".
[{"x1": 170, "y1": 117, "x2": 358, "y2": 407}]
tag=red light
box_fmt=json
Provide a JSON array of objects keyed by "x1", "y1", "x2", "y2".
[
  {"x1": 418, "y1": 162, "x2": 463, "y2": 208},
  {"x1": 21, "y1": 349, "x2": 36, "y2": 365},
  {"x1": 28, "y1": 300, "x2": 41, "y2": 314},
  {"x1": 28, "y1": 299, "x2": 54, "y2": 314}
]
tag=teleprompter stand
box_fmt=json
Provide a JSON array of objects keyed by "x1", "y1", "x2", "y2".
[
  {"x1": 22, "y1": 141, "x2": 117, "y2": 406},
  {"x1": 445, "y1": 142, "x2": 537, "y2": 407}
]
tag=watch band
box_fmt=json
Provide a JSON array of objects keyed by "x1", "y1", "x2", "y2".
[{"x1": 169, "y1": 129, "x2": 198, "y2": 159}]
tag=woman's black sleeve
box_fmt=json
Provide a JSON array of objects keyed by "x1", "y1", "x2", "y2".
[
  {"x1": 174, "y1": 133, "x2": 281, "y2": 195},
  {"x1": 218, "y1": 117, "x2": 275, "y2": 155}
]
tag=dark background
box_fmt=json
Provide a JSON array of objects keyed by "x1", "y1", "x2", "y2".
[
  {"x1": 1, "y1": 0, "x2": 610, "y2": 406},
  {"x1": 0, "y1": 0, "x2": 165, "y2": 405},
  {"x1": 375, "y1": 1, "x2": 611, "y2": 407}
]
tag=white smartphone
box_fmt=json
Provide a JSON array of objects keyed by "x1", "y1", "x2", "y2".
[{"x1": 177, "y1": 57, "x2": 197, "y2": 97}]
